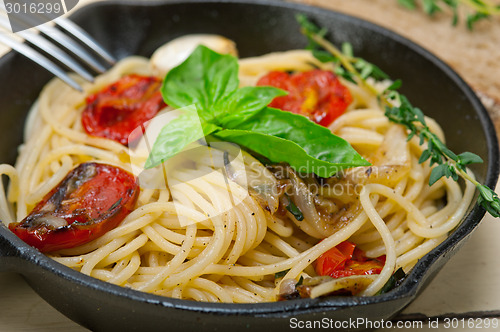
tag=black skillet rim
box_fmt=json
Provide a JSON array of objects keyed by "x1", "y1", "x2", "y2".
[{"x1": 0, "y1": 0, "x2": 498, "y2": 318}]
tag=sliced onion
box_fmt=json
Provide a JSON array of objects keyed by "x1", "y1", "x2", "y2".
[{"x1": 279, "y1": 278, "x2": 298, "y2": 297}]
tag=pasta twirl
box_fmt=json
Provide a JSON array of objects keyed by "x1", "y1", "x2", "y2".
[{"x1": 0, "y1": 39, "x2": 475, "y2": 302}]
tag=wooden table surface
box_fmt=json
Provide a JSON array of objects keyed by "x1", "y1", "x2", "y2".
[{"x1": 1, "y1": 0, "x2": 499, "y2": 331}]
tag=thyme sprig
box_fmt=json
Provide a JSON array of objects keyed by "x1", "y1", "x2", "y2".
[
  {"x1": 397, "y1": 0, "x2": 500, "y2": 30},
  {"x1": 297, "y1": 14, "x2": 500, "y2": 218}
]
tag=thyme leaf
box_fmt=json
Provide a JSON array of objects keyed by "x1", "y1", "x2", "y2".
[{"x1": 397, "y1": 0, "x2": 500, "y2": 30}]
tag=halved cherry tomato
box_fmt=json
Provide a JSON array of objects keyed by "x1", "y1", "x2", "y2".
[
  {"x1": 82, "y1": 74, "x2": 166, "y2": 145},
  {"x1": 256, "y1": 69, "x2": 352, "y2": 127},
  {"x1": 315, "y1": 241, "x2": 356, "y2": 277},
  {"x1": 315, "y1": 241, "x2": 385, "y2": 278},
  {"x1": 9, "y1": 162, "x2": 139, "y2": 252}
]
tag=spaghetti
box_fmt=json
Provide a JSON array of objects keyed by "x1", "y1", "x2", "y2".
[{"x1": 0, "y1": 37, "x2": 475, "y2": 302}]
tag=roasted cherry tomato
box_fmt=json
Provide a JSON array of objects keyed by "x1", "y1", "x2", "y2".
[
  {"x1": 9, "y1": 163, "x2": 139, "y2": 252},
  {"x1": 257, "y1": 69, "x2": 352, "y2": 127},
  {"x1": 82, "y1": 74, "x2": 166, "y2": 145},
  {"x1": 315, "y1": 241, "x2": 385, "y2": 278},
  {"x1": 315, "y1": 241, "x2": 356, "y2": 277}
]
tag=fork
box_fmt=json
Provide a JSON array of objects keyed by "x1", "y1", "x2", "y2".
[{"x1": 0, "y1": 9, "x2": 115, "y2": 92}]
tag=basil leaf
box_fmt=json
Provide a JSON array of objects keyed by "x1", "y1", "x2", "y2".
[
  {"x1": 215, "y1": 129, "x2": 367, "y2": 178},
  {"x1": 150, "y1": 44, "x2": 367, "y2": 177},
  {"x1": 230, "y1": 107, "x2": 369, "y2": 170},
  {"x1": 216, "y1": 86, "x2": 287, "y2": 127},
  {"x1": 161, "y1": 45, "x2": 239, "y2": 119},
  {"x1": 145, "y1": 107, "x2": 220, "y2": 169}
]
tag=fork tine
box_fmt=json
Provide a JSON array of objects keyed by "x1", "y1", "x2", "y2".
[
  {"x1": 53, "y1": 17, "x2": 116, "y2": 65},
  {"x1": 0, "y1": 17, "x2": 94, "y2": 82},
  {"x1": 0, "y1": 7, "x2": 107, "y2": 73},
  {"x1": 35, "y1": 24, "x2": 107, "y2": 73},
  {"x1": 0, "y1": 33, "x2": 83, "y2": 92}
]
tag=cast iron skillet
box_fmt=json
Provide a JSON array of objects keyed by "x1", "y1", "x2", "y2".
[{"x1": 0, "y1": 1, "x2": 498, "y2": 331}]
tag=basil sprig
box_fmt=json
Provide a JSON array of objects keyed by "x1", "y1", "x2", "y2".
[{"x1": 145, "y1": 45, "x2": 369, "y2": 177}]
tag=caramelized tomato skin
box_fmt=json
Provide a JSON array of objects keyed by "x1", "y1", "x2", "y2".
[
  {"x1": 82, "y1": 74, "x2": 166, "y2": 145},
  {"x1": 257, "y1": 70, "x2": 352, "y2": 127},
  {"x1": 9, "y1": 163, "x2": 139, "y2": 252}
]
